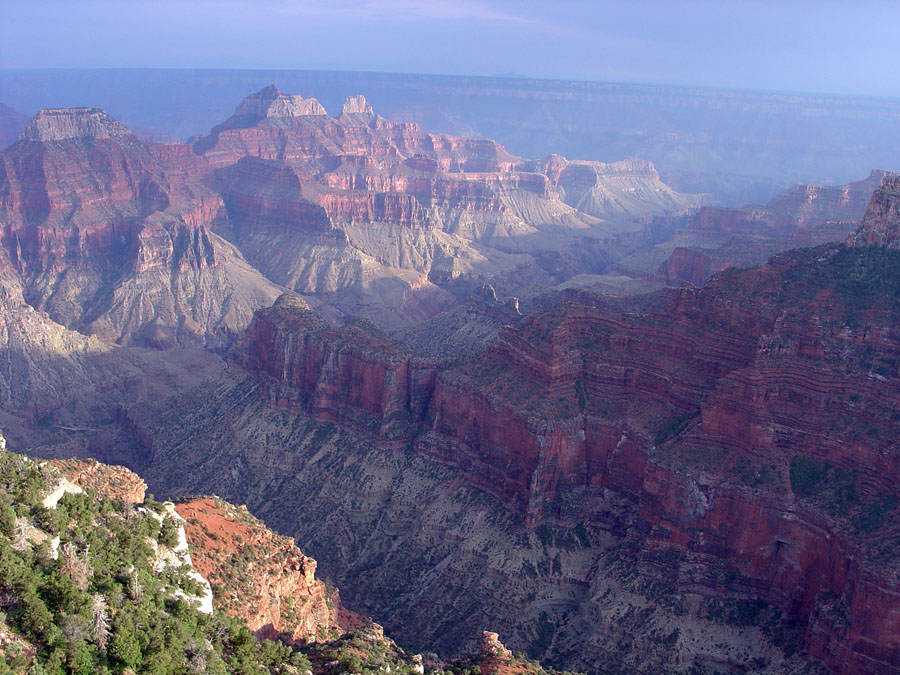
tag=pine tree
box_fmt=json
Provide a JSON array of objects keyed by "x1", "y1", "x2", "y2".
[
  {"x1": 127, "y1": 569, "x2": 143, "y2": 602},
  {"x1": 89, "y1": 593, "x2": 110, "y2": 652},
  {"x1": 59, "y1": 542, "x2": 91, "y2": 590}
]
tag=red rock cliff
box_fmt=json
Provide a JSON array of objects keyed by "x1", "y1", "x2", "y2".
[
  {"x1": 239, "y1": 232, "x2": 900, "y2": 672},
  {"x1": 0, "y1": 107, "x2": 280, "y2": 345},
  {"x1": 234, "y1": 294, "x2": 438, "y2": 439},
  {"x1": 175, "y1": 496, "x2": 347, "y2": 643}
]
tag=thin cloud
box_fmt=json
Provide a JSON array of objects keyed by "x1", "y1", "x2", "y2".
[{"x1": 267, "y1": 0, "x2": 530, "y2": 22}]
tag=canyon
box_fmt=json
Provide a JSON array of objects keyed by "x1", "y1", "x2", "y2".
[
  {"x1": 0, "y1": 85, "x2": 897, "y2": 673},
  {"x1": 5, "y1": 69, "x2": 900, "y2": 205},
  {"x1": 0, "y1": 86, "x2": 706, "y2": 338},
  {"x1": 1, "y1": 434, "x2": 552, "y2": 673},
  {"x1": 128, "y1": 179, "x2": 899, "y2": 672}
]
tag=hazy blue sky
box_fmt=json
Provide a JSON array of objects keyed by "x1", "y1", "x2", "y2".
[{"x1": 2, "y1": 0, "x2": 899, "y2": 97}]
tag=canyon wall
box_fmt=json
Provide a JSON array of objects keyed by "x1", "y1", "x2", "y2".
[{"x1": 224, "y1": 197, "x2": 900, "y2": 671}]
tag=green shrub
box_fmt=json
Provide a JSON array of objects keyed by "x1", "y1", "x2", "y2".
[{"x1": 789, "y1": 456, "x2": 828, "y2": 497}]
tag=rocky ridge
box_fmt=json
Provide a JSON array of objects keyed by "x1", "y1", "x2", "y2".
[
  {"x1": 191, "y1": 86, "x2": 702, "y2": 323},
  {"x1": 175, "y1": 496, "x2": 345, "y2": 644},
  {"x1": 51, "y1": 457, "x2": 148, "y2": 504},
  {"x1": 342, "y1": 95, "x2": 375, "y2": 116},
  {"x1": 0, "y1": 90, "x2": 703, "y2": 335},
  {"x1": 0, "y1": 107, "x2": 282, "y2": 347},
  {"x1": 0, "y1": 434, "x2": 570, "y2": 674},
  {"x1": 849, "y1": 172, "x2": 900, "y2": 248},
  {"x1": 234, "y1": 84, "x2": 328, "y2": 119}
]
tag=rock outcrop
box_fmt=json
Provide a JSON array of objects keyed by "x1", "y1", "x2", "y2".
[
  {"x1": 342, "y1": 94, "x2": 374, "y2": 116},
  {"x1": 19, "y1": 107, "x2": 132, "y2": 142},
  {"x1": 1, "y1": 89, "x2": 703, "y2": 335},
  {"x1": 0, "y1": 107, "x2": 281, "y2": 346},
  {"x1": 188, "y1": 85, "x2": 701, "y2": 324},
  {"x1": 849, "y1": 172, "x2": 900, "y2": 248},
  {"x1": 538, "y1": 155, "x2": 702, "y2": 221},
  {"x1": 389, "y1": 283, "x2": 522, "y2": 359},
  {"x1": 481, "y1": 631, "x2": 512, "y2": 659},
  {"x1": 11, "y1": 86, "x2": 900, "y2": 673},
  {"x1": 233, "y1": 84, "x2": 327, "y2": 119},
  {"x1": 51, "y1": 457, "x2": 147, "y2": 504},
  {"x1": 235, "y1": 295, "x2": 438, "y2": 438},
  {"x1": 175, "y1": 496, "x2": 346, "y2": 643}
]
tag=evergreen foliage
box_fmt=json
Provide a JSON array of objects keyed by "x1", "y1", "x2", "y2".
[
  {"x1": 0, "y1": 447, "x2": 308, "y2": 674},
  {"x1": 0, "y1": 437, "x2": 575, "y2": 674}
]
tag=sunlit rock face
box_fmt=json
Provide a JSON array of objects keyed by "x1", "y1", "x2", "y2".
[
  {"x1": 19, "y1": 107, "x2": 132, "y2": 142},
  {"x1": 0, "y1": 107, "x2": 281, "y2": 347}
]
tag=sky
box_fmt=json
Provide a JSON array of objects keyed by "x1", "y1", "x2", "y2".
[{"x1": 2, "y1": 0, "x2": 899, "y2": 98}]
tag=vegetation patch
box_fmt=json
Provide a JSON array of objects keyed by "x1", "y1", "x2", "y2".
[
  {"x1": 789, "y1": 455, "x2": 858, "y2": 515},
  {"x1": 0, "y1": 449, "x2": 312, "y2": 674},
  {"x1": 654, "y1": 411, "x2": 699, "y2": 446},
  {"x1": 852, "y1": 494, "x2": 899, "y2": 533}
]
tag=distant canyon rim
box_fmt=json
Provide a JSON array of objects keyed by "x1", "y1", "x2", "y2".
[{"x1": 0, "y1": 78, "x2": 898, "y2": 673}]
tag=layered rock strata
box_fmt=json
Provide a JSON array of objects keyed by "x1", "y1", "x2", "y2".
[
  {"x1": 0, "y1": 107, "x2": 281, "y2": 346},
  {"x1": 218, "y1": 183, "x2": 900, "y2": 672}
]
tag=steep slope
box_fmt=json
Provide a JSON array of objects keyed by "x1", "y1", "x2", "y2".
[
  {"x1": 0, "y1": 252, "x2": 231, "y2": 467},
  {"x1": 175, "y1": 496, "x2": 345, "y2": 644},
  {"x1": 848, "y1": 172, "x2": 900, "y2": 248},
  {"x1": 389, "y1": 283, "x2": 522, "y2": 359},
  {"x1": 125, "y1": 180, "x2": 900, "y2": 673},
  {"x1": 536, "y1": 155, "x2": 701, "y2": 221},
  {"x1": 0, "y1": 435, "x2": 572, "y2": 674},
  {"x1": 0, "y1": 107, "x2": 282, "y2": 348}
]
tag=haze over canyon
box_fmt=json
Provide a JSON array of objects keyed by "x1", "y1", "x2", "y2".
[{"x1": 0, "y1": 70, "x2": 898, "y2": 674}]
